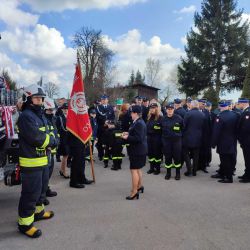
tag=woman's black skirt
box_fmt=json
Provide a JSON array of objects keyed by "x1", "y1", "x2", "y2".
[{"x1": 129, "y1": 155, "x2": 146, "y2": 169}]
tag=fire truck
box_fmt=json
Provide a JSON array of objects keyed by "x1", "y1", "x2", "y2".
[{"x1": 0, "y1": 87, "x2": 20, "y2": 186}]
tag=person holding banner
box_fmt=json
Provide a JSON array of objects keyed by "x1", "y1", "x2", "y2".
[{"x1": 66, "y1": 55, "x2": 94, "y2": 187}]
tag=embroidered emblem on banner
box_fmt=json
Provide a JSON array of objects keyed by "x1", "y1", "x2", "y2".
[{"x1": 71, "y1": 92, "x2": 87, "y2": 115}]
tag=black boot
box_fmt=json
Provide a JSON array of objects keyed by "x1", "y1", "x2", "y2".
[
  {"x1": 104, "y1": 161, "x2": 108, "y2": 168},
  {"x1": 154, "y1": 165, "x2": 160, "y2": 175},
  {"x1": 184, "y1": 164, "x2": 192, "y2": 176},
  {"x1": 165, "y1": 169, "x2": 171, "y2": 180},
  {"x1": 117, "y1": 160, "x2": 122, "y2": 170},
  {"x1": 175, "y1": 168, "x2": 181, "y2": 180},
  {"x1": 111, "y1": 162, "x2": 118, "y2": 171},
  {"x1": 147, "y1": 163, "x2": 154, "y2": 174}
]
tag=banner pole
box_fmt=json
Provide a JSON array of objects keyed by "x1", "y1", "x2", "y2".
[{"x1": 89, "y1": 139, "x2": 96, "y2": 183}]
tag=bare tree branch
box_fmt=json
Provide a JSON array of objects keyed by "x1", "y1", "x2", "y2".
[{"x1": 44, "y1": 82, "x2": 59, "y2": 98}]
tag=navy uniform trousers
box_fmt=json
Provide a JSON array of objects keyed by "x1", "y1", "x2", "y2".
[{"x1": 18, "y1": 166, "x2": 49, "y2": 229}]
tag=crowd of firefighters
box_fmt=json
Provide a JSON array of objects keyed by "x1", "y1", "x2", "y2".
[{"x1": 8, "y1": 82, "x2": 250, "y2": 238}]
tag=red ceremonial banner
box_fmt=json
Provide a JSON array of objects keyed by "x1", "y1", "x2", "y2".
[{"x1": 66, "y1": 61, "x2": 92, "y2": 144}]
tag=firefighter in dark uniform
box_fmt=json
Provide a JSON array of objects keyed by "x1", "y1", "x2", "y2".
[
  {"x1": 198, "y1": 98, "x2": 210, "y2": 173},
  {"x1": 237, "y1": 98, "x2": 250, "y2": 183},
  {"x1": 205, "y1": 101, "x2": 216, "y2": 167},
  {"x1": 174, "y1": 98, "x2": 187, "y2": 118},
  {"x1": 211, "y1": 100, "x2": 239, "y2": 183},
  {"x1": 161, "y1": 103, "x2": 183, "y2": 180},
  {"x1": 146, "y1": 103, "x2": 163, "y2": 175},
  {"x1": 96, "y1": 95, "x2": 115, "y2": 161},
  {"x1": 183, "y1": 100, "x2": 206, "y2": 176},
  {"x1": 110, "y1": 121, "x2": 124, "y2": 171},
  {"x1": 102, "y1": 120, "x2": 113, "y2": 168},
  {"x1": 44, "y1": 97, "x2": 59, "y2": 202},
  {"x1": 142, "y1": 97, "x2": 150, "y2": 122},
  {"x1": 17, "y1": 84, "x2": 56, "y2": 238},
  {"x1": 68, "y1": 132, "x2": 93, "y2": 189}
]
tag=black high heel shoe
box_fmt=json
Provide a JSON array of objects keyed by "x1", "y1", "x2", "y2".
[
  {"x1": 59, "y1": 170, "x2": 70, "y2": 179},
  {"x1": 137, "y1": 186, "x2": 144, "y2": 193},
  {"x1": 126, "y1": 192, "x2": 139, "y2": 200}
]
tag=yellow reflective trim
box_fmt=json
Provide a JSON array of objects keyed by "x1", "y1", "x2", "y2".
[
  {"x1": 103, "y1": 157, "x2": 109, "y2": 160},
  {"x1": 41, "y1": 134, "x2": 50, "y2": 148},
  {"x1": 19, "y1": 156, "x2": 48, "y2": 167},
  {"x1": 153, "y1": 126, "x2": 161, "y2": 130},
  {"x1": 165, "y1": 164, "x2": 173, "y2": 169},
  {"x1": 174, "y1": 164, "x2": 181, "y2": 168},
  {"x1": 173, "y1": 126, "x2": 180, "y2": 131},
  {"x1": 51, "y1": 148, "x2": 56, "y2": 154},
  {"x1": 49, "y1": 132, "x2": 55, "y2": 137},
  {"x1": 148, "y1": 158, "x2": 155, "y2": 162},
  {"x1": 115, "y1": 133, "x2": 122, "y2": 137},
  {"x1": 18, "y1": 214, "x2": 34, "y2": 226},
  {"x1": 154, "y1": 159, "x2": 162, "y2": 163},
  {"x1": 35, "y1": 204, "x2": 45, "y2": 214},
  {"x1": 112, "y1": 157, "x2": 122, "y2": 160},
  {"x1": 39, "y1": 127, "x2": 46, "y2": 132}
]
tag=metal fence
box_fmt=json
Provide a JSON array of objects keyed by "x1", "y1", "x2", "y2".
[{"x1": 0, "y1": 88, "x2": 18, "y2": 106}]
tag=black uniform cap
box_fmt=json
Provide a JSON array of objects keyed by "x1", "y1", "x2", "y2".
[
  {"x1": 131, "y1": 105, "x2": 142, "y2": 114},
  {"x1": 149, "y1": 103, "x2": 158, "y2": 108},
  {"x1": 166, "y1": 102, "x2": 175, "y2": 109}
]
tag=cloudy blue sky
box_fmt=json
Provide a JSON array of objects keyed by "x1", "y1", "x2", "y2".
[{"x1": 0, "y1": 0, "x2": 249, "y2": 99}]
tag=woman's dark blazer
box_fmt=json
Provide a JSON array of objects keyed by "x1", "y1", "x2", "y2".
[{"x1": 127, "y1": 118, "x2": 147, "y2": 156}]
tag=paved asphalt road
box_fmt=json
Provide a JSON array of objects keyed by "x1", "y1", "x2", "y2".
[{"x1": 0, "y1": 148, "x2": 250, "y2": 250}]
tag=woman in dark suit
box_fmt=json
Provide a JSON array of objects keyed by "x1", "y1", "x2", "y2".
[
  {"x1": 56, "y1": 103, "x2": 70, "y2": 178},
  {"x1": 122, "y1": 105, "x2": 147, "y2": 200}
]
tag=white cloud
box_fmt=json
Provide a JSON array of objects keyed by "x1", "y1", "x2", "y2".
[
  {"x1": 174, "y1": 5, "x2": 196, "y2": 14},
  {"x1": 21, "y1": 0, "x2": 146, "y2": 12},
  {"x1": 0, "y1": 52, "x2": 40, "y2": 85},
  {"x1": 0, "y1": 0, "x2": 39, "y2": 27},
  {"x1": 103, "y1": 29, "x2": 184, "y2": 87},
  {"x1": 241, "y1": 13, "x2": 250, "y2": 24},
  {"x1": 2, "y1": 24, "x2": 75, "y2": 70},
  {"x1": 181, "y1": 36, "x2": 187, "y2": 45}
]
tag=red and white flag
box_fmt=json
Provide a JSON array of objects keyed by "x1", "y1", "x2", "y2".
[
  {"x1": 2, "y1": 106, "x2": 15, "y2": 138},
  {"x1": 66, "y1": 59, "x2": 92, "y2": 144}
]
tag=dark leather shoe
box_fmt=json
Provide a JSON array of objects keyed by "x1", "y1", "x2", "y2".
[
  {"x1": 218, "y1": 178, "x2": 233, "y2": 183},
  {"x1": 184, "y1": 171, "x2": 191, "y2": 177},
  {"x1": 70, "y1": 183, "x2": 85, "y2": 188},
  {"x1": 44, "y1": 198, "x2": 50, "y2": 206},
  {"x1": 211, "y1": 174, "x2": 223, "y2": 179},
  {"x1": 82, "y1": 179, "x2": 94, "y2": 185},
  {"x1": 154, "y1": 170, "x2": 160, "y2": 175},
  {"x1": 165, "y1": 174, "x2": 171, "y2": 180},
  {"x1": 147, "y1": 169, "x2": 154, "y2": 174},
  {"x1": 239, "y1": 179, "x2": 250, "y2": 183},
  {"x1": 46, "y1": 188, "x2": 57, "y2": 197}
]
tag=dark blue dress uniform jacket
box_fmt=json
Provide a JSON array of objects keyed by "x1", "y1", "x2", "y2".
[
  {"x1": 127, "y1": 118, "x2": 147, "y2": 156},
  {"x1": 238, "y1": 107, "x2": 250, "y2": 146},
  {"x1": 211, "y1": 110, "x2": 239, "y2": 154},
  {"x1": 183, "y1": 108, "x2": 206, "y2": 148},
  {"x1": 174, "y1": 107, "x2": 187, "y2": 119}
]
